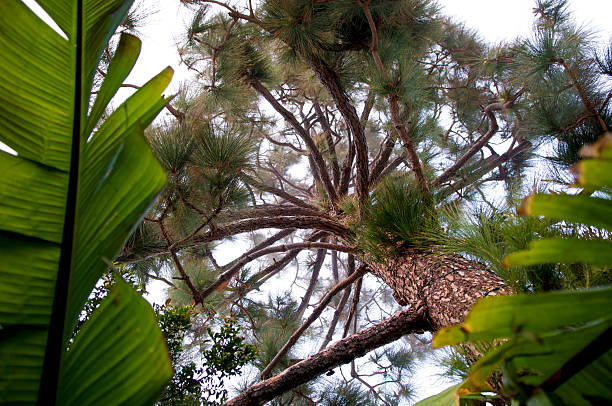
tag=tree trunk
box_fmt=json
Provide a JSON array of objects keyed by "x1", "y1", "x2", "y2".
[
  {"x1": 368, "y1": 249, "x2": 511, "y2": 330},
  {"x1": 223, "y1": 250, "x2": 511, "y2": 405}
]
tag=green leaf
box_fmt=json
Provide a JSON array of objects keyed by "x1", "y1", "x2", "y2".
[
  {"x1": 0, "y1": 0, "x2": 73, "y2": 171},
  {"x1": 414, "y1": 383, "x2": 461, "y2": 406},
  {"x1": 575, "y1": 159, "x2": 612, "y2": 189},
  {"x1": 58, "y1": 278, "x2": 172, "y2": 406},
  {"x1": 432, "y1": 288, "x2": 612, "y2": 406},
  {"x1": 466, "y1": 319, "x2": 610, "y2": 389},
  {"x1": 66, "y1": 128, "x2": 167, "y2": 338},
  {"x1": 503, "y1": 238, "x2": 612, "y2": 267},
  {"x1": 519, "y1": 193, "x2": 612, "y2": 231},
  {"x1": 554, "y1": 347, "x2": 612, "y2": 405},
  {"x1": 434, "y1": 286, "x2": 612, "y2": 346},
  {"x1": 79, "y1": 67, "x2": 173, "y2": 203},
  {"x1": 0, "y1": 0, "x2": 173, "y2": 404},
  {"x1": 85, "y1": 32, "x2": 142, "y2": 135}
]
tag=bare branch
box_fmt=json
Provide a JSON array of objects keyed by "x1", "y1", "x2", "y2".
[
  {"x1": 296, "y1": 246, "x2": 327, "y2": 318},
  {"x1": 432, "y1": 88, "x2": 525, "y2": 187},
  {"x1": 313, "y1": 102, "x2": 340, "y2": 185},
  {"x1": 249, "y1": 77, "x2": 339, "y2": 204},
  {"x1": 199, "y1": 241, "x2": 356, "y2": 303}
]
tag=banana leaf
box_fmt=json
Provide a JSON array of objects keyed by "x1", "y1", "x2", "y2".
[{"x1": 0, "y1": 0, "x2": 173, "y2": 404}]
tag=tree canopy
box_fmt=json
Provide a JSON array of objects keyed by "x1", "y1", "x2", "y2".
[
  {"x1": 2, "y1": 0, "x2": 611, "y2": 405},
  {"x1": 115, "y1": 0, "x2": 612, "y2": 403}
]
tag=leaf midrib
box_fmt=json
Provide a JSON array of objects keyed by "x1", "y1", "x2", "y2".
[{"x1": 38, "y1": 1, "x2": 83, "y2": 404}]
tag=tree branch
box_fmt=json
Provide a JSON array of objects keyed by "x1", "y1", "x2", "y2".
[
  {"x1": 249, "y1": 77, "x2": 339, "y2": 204},
  {"x1": 199, "y1": 241, "x2": 356, "y2": 303},
  {"x1": 432, "y1": 88, "x2": 525, "y2": 187},
  {"x1": 296, "y1": 246, "x2": 328, "y2": 318},
  {"x1": 369, "y1": 134, "x2": 396, "y2": 186},
  {"x1": 117, "y1": 216, "x2": 351, "y2": 264},
  {"x1": 221, "y1": 228, "x2": 296, "y2": 270},
  {"x1": 305, "y1": 57, "x2": 369, "y2": 210},
  {"x1": 314, "y1": 101, "x2": 340, "y2": 186},
  {"x1": 358, "y1": 0, "x2": 429, "y2": 192}
]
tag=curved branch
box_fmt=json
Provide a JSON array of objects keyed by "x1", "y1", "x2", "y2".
[
  {"x1": 116, "y1": 216, "x2": 351, "y2": 264},
  {"x1": 438, "y1": 139, "x2": 532, "y2": 199},
  {"x1": 432, "y1": 89, "x2": 525, "y2": 187},
  {"x1": 249, "y1": 77, "x2": 339, "y2": 204}
]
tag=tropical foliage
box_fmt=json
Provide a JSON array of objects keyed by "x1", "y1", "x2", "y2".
[
  {"x1": 0, "y1": 0, "x2": 173, "y2": 404},
  {"x1": 4, "y1": 0, "x2": 612, "y2": 404},
  {"x1": 419, "y1": 134, "x2": 612, "y2": 405}
]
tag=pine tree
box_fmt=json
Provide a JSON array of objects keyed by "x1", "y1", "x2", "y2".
[{"x1": 117, "y1": 0, "x2": 612, "y2": 403}]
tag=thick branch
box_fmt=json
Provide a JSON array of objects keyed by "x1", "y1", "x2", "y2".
[
  {"x1": 377, "y1": 153, "x2": 406, "y2": 182},
  {"x1": 117, "y1": 216, "x2": 350, "y2": 264},
  {"x1": 221, "y1": 206, "x2": 320, "y2": 222},
  {"x1": 305, "y1": 57, "x2": 369, "y2": 209},
  {"x1": 224, "y1": 307, "x2": 427, "y2": 406},
  {"x1": 339, "y1": 130, "x2": 355, "y2": 196},
  {"x1": 388, "y1": 96, "x2": 430, "y2": 192}
]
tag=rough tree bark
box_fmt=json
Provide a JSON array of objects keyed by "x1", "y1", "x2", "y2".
[
  {"x1": 221, "y1": 250, "x2": 510, "y2": 405},
  {"x1": 368, "y1": 249, "x2": 511, "y2": 330}
]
